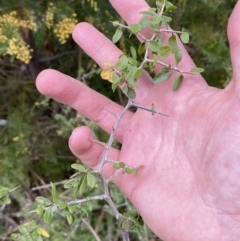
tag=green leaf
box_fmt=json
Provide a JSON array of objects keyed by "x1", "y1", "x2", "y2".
[
  {"x1": 148, "y1": 62, "x2": 154, "y2": 73},
  {"x1": 172, "y1": 74, "x2": 184, "y2": 91},
  {"x1": 124, "y1": 167, "x2": 135, "y2": 174},
  {"x1": 153, "y1": 15, "x2": 162, "y2": 25},
  {"x1": 122, "y1": 85, "x2": 128, "y2": 96},
  {"x1": 31, "y1": 230, "x2": 41, "y2": 240},
  {"x1": 126, "y1": 64, "x2": 135, "y2": 77},
  {"x1": 138, "y1": 43, "x2": 145, "y2": 55},
  {"x1": 87, "y1": 173, "x2": 96, "y2": 188},
  {"x1": 18, "y1": 225, "x2": 28, "y2": 234},
  {"x1": 112, "y1": 72, "x2": 120, "y2": 84},
  {"x1": 168, "y1": 34, "x2": 178, "y2": 53},
  {"x1": 79, "y1": 174, "x2": 87, "y2": 195},
  {"x1": 59, "y1": 203, "x2": 67, "y2": 210},
  {"x1": 129, "y1": 24, "x2": 142, "y2": 34},
  {"x1": 116, "y1": 55, "x2": 128, "y2": 70},
  {"x1": 50, "y1": 182, "x2": 57, "y2": 200},
  {"x1": 67, "y1": 205, "x2": 76, "y2": 214},
  {"x1": 113, "y1": 163, "x2": 121, "y2": 169},
  {"x1": 0, "y1": 197, "x2": 11, "y2": 205},
  {"x1": 140, "y1": 8, "x2": 156, "y2": 16},
  {"x1": 148, "y1": 22, "x2": 159, "y2": 31},
  {"x1": 35, "y1": 196, "x2": 52, "y2": 206},
  {"x1": 139, "y1": 16, "x2": 149, "y2": 29},
  {"x1": 180, "y1": 31, "x2": 189, "y2": 44},
  {"x1": 11, "y1": 233, "x2": 19, "y2": 241},
  {"x1": 156, "y1": 36, "x2": 163, "y2": 46},
  {"x1": 130, "y1": 46, "x2": 137, "y2": 59},
  {"x1": 174, "y1": 49, "x2": 182, "y2": 65},
  {"x1": 71, "y1": 164, "x2": 86, "y2": 172},
  {"x1": 127, "y1": 87, "x2": 136, "y2": 99},
  {"x1": 64, "y1": 182, "x2": 73, "y2": 189},
  {"x1": 36, "y1": 205, "x2": 44, "y2": 216},
  {"x1": 126, "y1": 66, "x2": 141, "y2": 83},
  {"x1": 163, "y1": 16, "x2": 172, "y2": 23},
  {"x1": 112, "y1": 27, "x2": 123, "y2": 43},
  {"x1": 134, "y1": 68, "x2": 143, "y2": 79},
  {"x1": 190, "y1": 67, "x2": 204, "y2": 73},
  {"x1": 66, "y1": 212, "x2": 73, "y2": 224},
  {"x1": 43, "y1": 207, "x2": 54, "y2": 224},
  {"x1": 111, "y1": 83, "x2": 118, "y2": 92},
  {"x1": 148, "y1": 41, "x2": 159, "y2": 53},
  {"x1": 127, "y1": 78, "x2": 138, "y2": 89},
  {"x1": 166, "y1": 5, "x2": 178, "y2": 12},
  {"x1": 128, "y1": 57, "x2": 138, "y2": 66},
  {"x1": 73, "y1": 176, "x2": 82, "y2": 198},
  {"x1": 158, "y1": 46, "x2": 172, "y2": 59},
  {"x1": 154, "y1": 66, "x2": 171, "y2": 83},
  {"x1": 0, "y1": 185, "x2": 9, "y2": 198}
]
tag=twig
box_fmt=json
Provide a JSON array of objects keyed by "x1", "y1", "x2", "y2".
[
  {"x1": 31, "y1": 180, "x2": 69, "y2": 191},
  {"x1": 82, "y1": 219, "x2": 101, "y2": 241},
  {"x1": 67, "y1": 194, "x2": 106, "y2": 206}
]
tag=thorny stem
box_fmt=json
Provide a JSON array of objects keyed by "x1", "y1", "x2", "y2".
[
  {"x1": 146, "y1": 58, "x2": 196, "y2": 75},
  {"x1": 98, "y1": 98, "x2": 133, "y2": 172},
  {"x1": 96, "y1": 98, "x2": 133, "y2": 241}
]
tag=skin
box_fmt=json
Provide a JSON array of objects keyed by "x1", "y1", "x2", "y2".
[{"x1": 36, "y1": 0, "x2": 240, "y2": 240}]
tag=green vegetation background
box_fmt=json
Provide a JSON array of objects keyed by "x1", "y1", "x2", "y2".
[{"x1": 0, "y1": 0, "x2": 237, "y2": 240}]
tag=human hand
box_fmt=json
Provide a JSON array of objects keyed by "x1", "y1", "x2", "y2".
[{"x1": 36, "y1": 0, "x2": 240, "y2": 240}]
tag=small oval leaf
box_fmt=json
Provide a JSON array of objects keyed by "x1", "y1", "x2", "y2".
[
  {"x1": 116, "y1": 55, "x2": 128, "y2": 70},
  {"x1": 174, "y1": 49, "x2": 182, "y2": 65},
  {"x1": 172, "y1": 74, "x2": 184, "y2": 91},
  {"x1": 180, "y1": 31, "x2": 189, "y2": 44},
  {"x1": 158, "y1": 46, "x2": 172, "y2": 59},
  {"x1": 71, "y1": 164, "x2": 86, "y2": 172},
  {"x1": 148, "y1": 41, "x2": 159, "y2": 53},
  {"x1": 168, "y1": 34, "x2": 178, "y2": 53},
  {"x1": 87, "y1": 173, "x2": 96, "y2": 188},
  {"x1": 66, "y1": 212, "x2": 73, "y2": 224},
  {"x1": 154, "y1": 66, "x2": 171, "y2": 83},
  {"x1": 127, "y1": 88, "x2": 136, "y2": 99},
  {"x1": 113, "y1": 163, "x2": 121, "y2": 169},
  {"x1": 190, "y1": 67, "x2": 204, "y2": 73},
  {"x1": 43, "y1": 208, "x2": 53, "y2": 224},
  {"x1": 130, "y1": 24, "x2": 142, "y2": 34},
  {"x1": 112, "y1": 27, "x2": 123, "y2": 43}
]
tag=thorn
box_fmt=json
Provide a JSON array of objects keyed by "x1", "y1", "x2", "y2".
[
  {"x1": 88, "y1": 139, "x2": 106, "y2": 148},
  {"x1": 105, "y1": 108, "x2": 118, "y2": 118}
]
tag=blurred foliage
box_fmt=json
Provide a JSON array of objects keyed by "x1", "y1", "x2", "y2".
[{"x1": 0, "y1": 0, "x2": 237, "y2": 240}]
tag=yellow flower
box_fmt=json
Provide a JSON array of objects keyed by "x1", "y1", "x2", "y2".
[
  {"x1": 54, "y1": 16, "x2": 78, "y2": 44},
  {"x1": 7, "y1": 37, "x2": 32, "y2": 64},
  {"x1": 100, "y1": 69, "x2": 113, "y2": 83}
]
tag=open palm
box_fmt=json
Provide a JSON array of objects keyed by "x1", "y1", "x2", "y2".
[{"x1": 36, "y1": 0, "x2": 240, "y2": 240}]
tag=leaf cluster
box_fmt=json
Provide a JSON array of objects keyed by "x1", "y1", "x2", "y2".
[{"x1": 101, "y1": 0, "x2": 203, "y2": 95}]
